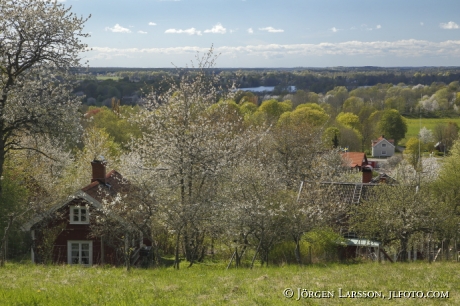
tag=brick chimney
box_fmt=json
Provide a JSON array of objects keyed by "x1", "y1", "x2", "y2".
[
  {"x1": 362, "y1": 165, "x2": 373, "y2": 183},
  {"x1": 91, "y1": 159, "x2": 107, "y2": 184}
]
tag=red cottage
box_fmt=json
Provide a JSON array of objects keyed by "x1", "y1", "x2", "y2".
[{"x1": 23, "y1": 159, "x2": 149, "y2": 266}]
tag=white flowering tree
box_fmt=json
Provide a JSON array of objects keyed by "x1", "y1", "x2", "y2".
[
  {"x1": 128, "y1": 50, "x2": 252, "y2": 269},
  {"x1": 0, "y1": 0, "x2": 89, "y2": 199}
]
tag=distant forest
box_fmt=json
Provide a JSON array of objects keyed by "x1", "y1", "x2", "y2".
[{"x1": 74, "y1": 66, "x2": 460, "y2": 118}]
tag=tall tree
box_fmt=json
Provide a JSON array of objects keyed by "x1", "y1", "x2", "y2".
[
  {"x1": 377, "y1": 109, "x2": 408, "y2": 146},
  {"x1": 132, "y1": 50, "x2": 251, "y2": 269},
  {"x1": 0, "y1": 0, "x2": 89, "y2": 199}
]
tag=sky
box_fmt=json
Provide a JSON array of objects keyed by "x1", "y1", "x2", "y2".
[{"x1": 62, "y1": 0, "x2": 460, "y2": 68}]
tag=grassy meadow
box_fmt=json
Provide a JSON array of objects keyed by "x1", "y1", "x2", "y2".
[
  {"x1": 0, "y1": 262, "x2": 458, "y2": 305},
  {"x1": 400, "y1": 118, "x2": 460, "y2": 146}
]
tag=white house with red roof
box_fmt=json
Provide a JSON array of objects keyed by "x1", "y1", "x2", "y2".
[{"x1": 371, "y1": 135, "x2": 395, "y2": 158}]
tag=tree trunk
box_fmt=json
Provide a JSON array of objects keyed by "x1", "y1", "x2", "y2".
[
  {"x1": 174, "y1": 230, "x2": 181, "y2": 270},
  {"x1": 0, "y1": 140, "x2": 5, "y2": 201},
  {"x1": 293, "y1": 234, "x2": 302, "y2": 265},
  {"x1": 400, "y1": 234, "x2": 409, "y2": 262},
  {"x1": 124, "y1": 233, "x2": 131, "y2": 271},
  {"x1": 0, "y1": 215, "x2": 14, "y2": 267}
]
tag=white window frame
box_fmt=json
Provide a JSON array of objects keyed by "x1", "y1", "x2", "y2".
[
  {"x1": 70, "y1": 205, "x2": 89, "y2": 224},
  {"x1": 381, "y1": 143, "x2": 387, "y2": 148},
  {"x1": 382, "y1": 150, "x2": 387, "y2": 155},
  {"x1": 68, "y1": 241, "x2": 93, "y2": 265}
]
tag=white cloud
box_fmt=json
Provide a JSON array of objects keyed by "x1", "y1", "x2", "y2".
[
  {"x1": 331, "y1": 27, "x2": 339, "y2": 33},
  {"x1": 204, "y1": 23, "x2": 227, "y2": 34},
  {"x1": 165, "y1": 28, "x2": 202, "y2": 35},
  {"x1": 359, "y1": 24, "x2": 373, "y2": 31},
  {"x1": 440, "y1": 21, "x2": 459, "y2": 29},
  {"x1": 247, "y1": 28, "x2": 253, "y2": 34},
  {"x1": 148, "y1": 22, "x2": 157, "y2": 26},
  {"x1": 90, "y1": 39, "x2": 460, "y2": 59},
  {"x1": 259, "y1": 27, "x2": 284, "y2": 33},
  {"x1": 420, "y1": 22, "x2": 424, "y2": 26},
  {"x1": 105, "y1": 24, "x2": 131, "y2": 33},
  {"x1": 376, "y1": 25, "x2": 382, "y2": 29},
  {"x1": 138, "y1": 31, "x2": 148, "y2": 34}
]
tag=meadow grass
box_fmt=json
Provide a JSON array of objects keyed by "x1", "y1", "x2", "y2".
[
  {"x1": 0, "y1": 261, "x2": 458, "y2": 305},
  {"x1": 400, "y1": 118, "x2": 460, "y2": 146}
]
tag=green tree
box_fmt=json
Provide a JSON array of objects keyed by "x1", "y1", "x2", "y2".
[
  {"x1": 336, "y1": 112, "x2": 362, "y2": 131},
  {"x1": 350, "y1": 181, "x2": 436, "y2": 262},
  {"x1": 377, "y1": 109, "x2": 407, "y2": 146},
  {"x1": 342, "y1": 96, "x2": 364, "y2": 115},
  {"x1": 404, "y1": 137, "x2": 422, "y2": 171}
]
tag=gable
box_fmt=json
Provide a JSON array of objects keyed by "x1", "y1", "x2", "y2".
[{"x1": 372, "y1": 138, "x2": 395, "y2": 148}]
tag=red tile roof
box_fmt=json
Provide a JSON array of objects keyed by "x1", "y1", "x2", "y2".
[
  {"x1": 341, "y1": 152, "x2": 368, "y2": 168},
  {"x1": 81, "y1": 170, "x2": 131, "y2": 204}
]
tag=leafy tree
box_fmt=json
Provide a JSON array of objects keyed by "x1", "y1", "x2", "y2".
[
  {"x1": 350, "y1": 177, "x2": 437, "y2": 261},
  {"x1": 84, "y1": 106, "x2": 142, "y2": 146},
  {"x1": 336, "y1": 112, "x2": 362, "y2": 131},
  {"x1": 278, "y1": 104, "x2": 329, "y2": 127},
  {"x1": 342, "y1": 97, "x2": 364, "y2": 115},
  {"x1": 0, "y1": 0, "x2": 89, "y2": 199},
  {"x1": 404, "y1": 137, "x2": 422, "y2": 171},
  {"x1": 377, "y1": 109, "x2": 407, "y2": 146},
  {"x1": 431, "y1": 139, "x2": 460, "y2": 239},
  {"x1": 131, "y1": 50, "x2": 252, "y2": 269}
]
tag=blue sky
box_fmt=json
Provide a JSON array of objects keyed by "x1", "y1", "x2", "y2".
[{"x1": 65, "y1": 0, "x2": 460, "y2": 68}]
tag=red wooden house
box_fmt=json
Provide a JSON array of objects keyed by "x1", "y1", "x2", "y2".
[{"x1": 23, "y1": 159, "x2": 150, "y2": 266}]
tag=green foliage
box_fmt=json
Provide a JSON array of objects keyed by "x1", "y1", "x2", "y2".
[
  {"x1": 0, "y1": 168, "x2": 29, "y2": 238},
  {"x1": 256, "y1": 99, "x2": 291, "y2": 120},
  {"x1": 277, "y1": 105, "x2": 329, "y2": 127},
  {"x1": 239, "y1": 102, "x2": 257, "y2": 117},
  {"x1": 336, "y1": 112, "x2": 362, "y2": 131},
  {"x1": 404, "y1": 137, "x2": 423, "y2": 170},
  {"x1": 302, "y1": 228, "x2": 345, "y2": 263},
  {"x1": 377, "y1": 109, "x2": 408, "y2": 145},
  {"x1": 342, "y1": 96, "x2": 364, "y2": 115},
  {"x1": 85, "y1": 106, "x2": 142, "y2": 146}
]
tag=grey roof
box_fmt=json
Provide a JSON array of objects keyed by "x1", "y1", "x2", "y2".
[{"x1": 300, "y1": 181, "x2": 379, "y2": 205}]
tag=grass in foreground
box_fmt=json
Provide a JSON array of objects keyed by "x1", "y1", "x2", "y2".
[{"x1": 0, "y1": 261, "x2": 458, "y2": 305}]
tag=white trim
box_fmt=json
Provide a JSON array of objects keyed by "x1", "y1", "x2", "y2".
[
  {"x1": 67, "y1": 240, "x2": 93, "y2": 266},
  {"x1": 22, "y1": 191, "x2": 101, "y2": 231},
  {"x1": 372, "y1": 138, "x2": 395, "y2": 148},
  {"x1": 69, "y1": 205, "x2": 90, "y2": 224}
]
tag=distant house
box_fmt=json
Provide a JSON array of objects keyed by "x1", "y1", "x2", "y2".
[
  {"x1": 371, "y1": 135, "x2": 395, "y2": 158},
  {"x1": 23, "y1": 159, "x2": 151, "y2": 266}
]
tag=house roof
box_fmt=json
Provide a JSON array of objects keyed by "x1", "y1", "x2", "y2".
[
  {"x1": 369, "y1": 173, "x2": 398, "y2": 184},
  {"x1": 341, "y1": 152, "x2": 368, "y2": 168},
  {"x1": 301, "y1": 181, "x2": 378, "y2": 204},
  {"x1": 372, "y1": 136, "x2": 395, "y2": 148},
  {"x1": 23, "y1": 169, "x2": 131, "y2": 231}
]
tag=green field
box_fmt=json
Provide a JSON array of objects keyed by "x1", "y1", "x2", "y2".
[
  {"x1": 400, "y1": 118, "x2": 460, "y2": 146},
  {"x1": 0, "y1": 262, "x2": 457, "y2": 305}
]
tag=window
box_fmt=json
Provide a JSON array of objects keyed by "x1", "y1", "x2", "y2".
[
  {"x1": 68, "y1": 241, "x2": 92, "y2": 265},
  {"x1": 382, "y1": 143, "x2": 387, "y2": 148},
  {"x1": 70, "y1": 205, "x2": 89, "y2": 224},
  {"x1": 382, "y1": 151, "x2": 387, "y2": 155}
]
